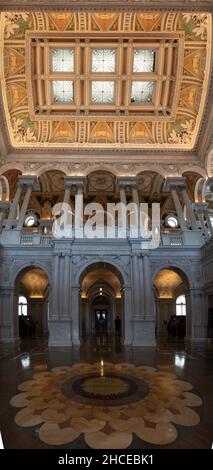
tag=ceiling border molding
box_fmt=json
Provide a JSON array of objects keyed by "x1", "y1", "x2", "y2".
[
  {"x1": 0, "y1": 1, "x2": 213, "y2": 13},
  {"x1": 0, "y1": 160, "x2": 207, "y2": 179}
]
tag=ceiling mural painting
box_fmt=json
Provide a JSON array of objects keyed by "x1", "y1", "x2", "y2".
[{"x1": 0, "y1": 11, "x2": 211, "y2": 150}]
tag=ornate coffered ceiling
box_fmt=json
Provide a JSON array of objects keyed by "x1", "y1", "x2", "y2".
[{"x1": 0, "y1": 9, "x2": 212, "y2": 156}]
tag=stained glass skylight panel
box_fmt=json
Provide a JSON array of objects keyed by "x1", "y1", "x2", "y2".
[
  {"x1": 92, "y1": 81, "x2": 114, "y2": 103},
  {"x1": 52, "y1": 81, "x2": 73, "y2": 102},
  {"x1": 92, "y1": 49, "x2": 115, "y2": 72},
  {"x1": 131, "y1": 81, "x2": 154, "y2": 103},
  {"x1": 51, "y1": 48, "x2": 74, "y2": 72},
  {"x1": 133, "y1": 49, "x2": 155, "y2": 73}
]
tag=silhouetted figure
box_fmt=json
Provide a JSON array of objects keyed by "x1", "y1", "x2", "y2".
[
  {"x1": 115, "y1": 315, "x2": 121, "y2": 337},
  {"x1": 167, "y1": 315, "x2": 177, "y2": 337}
]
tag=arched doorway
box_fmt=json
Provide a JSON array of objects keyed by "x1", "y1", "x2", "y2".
[
  {"x1": 13, "y1": 267, "x2": 49, "y2": 340},
  {"x1": 153, "y1": 267, "x2": 191, "y2": 341},
  {"x1": 79, "y1": 262, "x2": 124, "y2": 343}
]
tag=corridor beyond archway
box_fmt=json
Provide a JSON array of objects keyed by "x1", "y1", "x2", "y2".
[
  {"x1": 79, "y1": 262, "x2": 124, "y2": 344},
  {"x1": 14, "y1": 267, "x2": 49, "y2": 340},
  {"x1": 153, "y1": 267, "x2": 190, "y2": 341}
]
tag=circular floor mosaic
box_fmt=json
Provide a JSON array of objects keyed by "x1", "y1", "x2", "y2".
[
  {"x1": 10, "y1": 362, "x2": 203, "y2": 449},
  {"x1": 62, "y1": 373, "x2": 149, "y2": 406}
]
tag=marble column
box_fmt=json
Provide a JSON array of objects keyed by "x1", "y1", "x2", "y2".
[
  {"x1": 180, "y1": 186, "x2": 197, "y2": 230},
  {"x1": 194, "y1": 203, "x2": 213, "y2": 236},
  {"x1": 123, "y1": 286, "x2": 133, "y2": 345},
  {"x1": 186, "y1": 288, "x2": 208, "y2": 342},
  {"x1": 130, "y1": 184, "x2": 139, "y2": 238},
  {"x1": 63, "y1": 254, "x2": 70, "y2": 317},
  {"x1": 16, "y1": 176, "x2": 37, "y2": 230},
  {"x1": 5, "y1": 182, "x2": 23, "y2": 229},
  {"x1": 132, "y1": 253, "x2": 156, "y2": 347},
  {"x1": 0, "y1": 287, "x2": 18, "y2": 342},
  {"x1": 48, "y1": 252, "x2": 73, "y2": 347},
  {"x1": 170, "y1": 186, "x2": 187, "y2": 230},
  {"x1": 73, "y1": 177, "x2": 86, "y2": 238},
  {"x1": 132, "y1": 253, "x2": 140, "y2": 317},
  {"x1": 63, "y1": 178, "x2": 72, "y2": 205},
  {"x1": 132, "y1": 186, "x2": 139, "y2": 206},
  {"x1": 17, "y1": 186, "x2": 33, "y2": 229},
  {"x1": 52, "y1": 254, "x2": 59, "y2": 319},
  {"x1": 71, "y1": 286, "x2": 80, "y2": 345},
  {"x1": 143, "y1": 253, "x2": 153, "y2": 318},
  {"x1": 118, "y1": 186, "x2": 127, "y2": 237},
  {"x1": 0, "y1": 201, "x2": 10, "y2": 231}
]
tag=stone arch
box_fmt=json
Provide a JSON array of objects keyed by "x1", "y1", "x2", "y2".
[
  {"x1": 78, "y1": 260, "x2": 126, "y2": 342},
  {"x1": 12, "y1": 264, "x2": 51, "y2": 340},
  {"x1": 77, "y1": 259, "x2": 127, "y2": 288},
  {"x1": 0, "y1": 164, "x2": 24, "y2": 176},
  {"x1": 136, "y1": 167, "x2": 166, "y2": 179},
  {"x1": 152, "y1": 264, "x2": 192, "y2": 340},
  {"x1": 151, "y1": 262, "x2": 192, "y2": 288},
  {"x1": 11, "y1": 261, "x2": 52, "y2": 287},
  {"x1": 36, "y1": 165, "x2": 69, "y2": 178},
  {"x1": 84, "y1": 165, "x2": 119, "y2": 177}
]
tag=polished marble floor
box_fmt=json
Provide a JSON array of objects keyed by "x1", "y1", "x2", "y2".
[{"x1": 0, "y1": 335, "x2": 213, "y2": 449}]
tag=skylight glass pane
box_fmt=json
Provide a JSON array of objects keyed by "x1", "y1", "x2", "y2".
[
  {"x1": 92, "y1": 49, "x2": 115, "y2": 72},
  {"x1": 92, "y1": 81, "x2": 114, "y2": 103},
  {"x1": 131, "y1": 81, "x2": 154, "y2": 103},
  {"x1": 51, "y1": 48, "x2": 74, "y2": 72},
  {"x1": 133, "y1": 49, "x2": 155, "y2": 72},
  {"x1": 52, "y1": 81, "x2": 73, "y2": 103}
]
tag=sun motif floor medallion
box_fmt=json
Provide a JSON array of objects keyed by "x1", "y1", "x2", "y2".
[{"x1": 10, "y1": 362, "x2": 202, "y2": 448}]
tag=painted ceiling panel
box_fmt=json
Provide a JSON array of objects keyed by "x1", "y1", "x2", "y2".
[{"x1": 0, "y1": 10, "x2": 211, "y2": 150}]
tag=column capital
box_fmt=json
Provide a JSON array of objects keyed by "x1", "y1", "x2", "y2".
[
  {"x1": 18, "y1": 175, "x2": 38, "y2": 189},
  {"x1": 0, "y1": 201, "x2": 10, "y2": 210},
  {"x1": 64, "y1": 176, "x2": 86, "y2": 192},
  {"x1": 193, "y1": 202, "x2": 208, "y2": 213},
  {"x1": 163, "y1": 176, "x2": 186, "y2": 192},
  {"x1": 141, "y1": 251, "x2": 151, "y2": 258}
]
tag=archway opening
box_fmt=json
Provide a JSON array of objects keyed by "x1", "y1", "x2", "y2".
[
  {"x1": 14, "y1": 267, "x2": 49, "y2": 340},
  {"x1": 153, "y1": 268, "x2": 190, "y2": 341},
  {"x1": 79, "y1": 262, "x2": 124, "y2": 343}
]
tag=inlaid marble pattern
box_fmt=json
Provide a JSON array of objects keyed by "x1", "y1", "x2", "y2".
[{"x1": 10, "y1": 362, "x2": 202, "y2": 449}]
